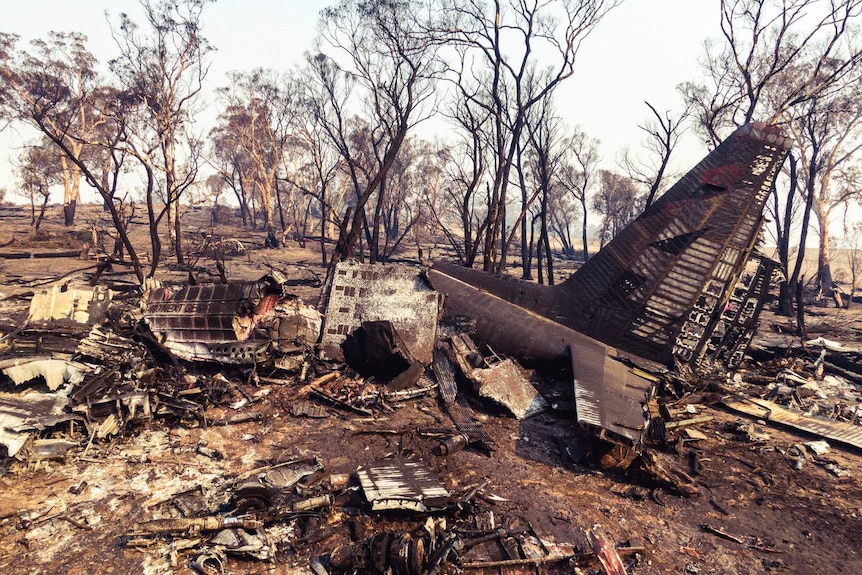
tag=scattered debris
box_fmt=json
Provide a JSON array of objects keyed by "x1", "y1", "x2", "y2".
[
  {"x1": 586, "y1": 523, "x2": 627, "y2": 575},
  {"x1": 28, "y1": 284, "x2": 113, "y2": 325},
  {"x1": 1, "y1": 122, "x2": 859, "y2": 574},
  {"x1": 0, "y1": 357, "x2": 87, "y2": 391}
]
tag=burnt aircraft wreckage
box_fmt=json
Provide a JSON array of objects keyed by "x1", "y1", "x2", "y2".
[
  {"x1": 2, "y1": 122, "x2": 789, "y2": 464},
  {"x1": 428, "y1": 122, "x2": 792, "y2": 445},
  {"x1": 132, "y1": 122, "x2": 792, "y2": 451}
]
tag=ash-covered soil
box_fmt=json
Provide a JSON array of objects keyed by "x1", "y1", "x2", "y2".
[{"x1": 0, "y1": 204, "x2": 859, "y2": 575}]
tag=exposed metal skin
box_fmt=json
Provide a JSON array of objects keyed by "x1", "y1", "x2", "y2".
[
  {"x1": 141, "y1": 275, "x2": 321, "y2": 364},
  {"x1": 428, "y1": 123, "x2": 792, "y2": 446},
  {"x1": 319, "y1": 261, "x2": 441, "y2": 364}
]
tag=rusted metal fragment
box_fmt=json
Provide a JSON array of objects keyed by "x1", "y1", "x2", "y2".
[
  {"x1": 29, "y1": 438, "x2": 79, "y2": 460},
  {"x1": 76, "y1": 326, "x2": 148, "y2": 364},
  {"x1": 721, "y1": 396, "x2": 862, "y2": 449},
  {"x1": 432, "y1": 348, "x2": 494, "y2": 449},
  {"x1": 698, "y1": 253, "x2": 779, "y2": 369},
  {"x1": 72, "y1": 389, "x2": 152, "y2": 439},
  {"x1": 28, "y1": 285, "x2": 113, "y2": 325},
  {"x1": 0, "y1": 390, "x2": 72, "y2": 457},
  {"x1": 330, "y1": 519, "x2": 446, "y2": 575},
  {"x1": 472, "y1": 360, "x2": 547, "y2": 420},
  {"x1": 357, "y1": 459, "x2": 451, "y2": 512},
  {"x1": 320, "y1": 261, "x2": 440, "y2": 363},
  {"x1": 135, "y1": 515, "x2": 263, "y2": 535},
  {"x1": 586, "y1": 524, "x2": 627, "y2": 575},
  {"x1": 142, "y1": 274, "x2": 320, "y2": 364},
  {"x1": 570, "y1": 340, "x2": 657, "y2": 445}
]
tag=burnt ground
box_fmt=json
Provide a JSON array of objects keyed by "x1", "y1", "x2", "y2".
[{"x1": 0, "y1": 204, "x2": 860, "y2": 575}]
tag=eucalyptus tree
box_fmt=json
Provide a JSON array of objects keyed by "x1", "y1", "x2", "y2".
[
  {"x1": 308, "y1": 0, "x2": 441, "y2": 265},
  {"x1": 108, "y1": 0, "x2": 214, "y2": 265},
  {"x1": 213, "y1": 69, "x2": 299, "y2": 235},
  {"x1": 0, "y1": 33, "x2": 145, "y2": 282},
  {"x1": 435, "y1": 0, "x2": 623, "y2": 272},
  {"x1": 592, "y1": 170, "x2": 639, "y2": 248},
  {"x1": 209, "y1": 118, "x2": 256, "y2": 228},
  {"x1": 16, "y1": 141, "x2": 61, "y2": 229},
  {"x1": 0, "y1": 31, "x2": 101, "y2": 225},
  {"x1": 555, "y1": 128, "x2": 600, "y2": 261},
  {"x1": 787, "y1": 84, "x2": 862, "y2": 305},
  {"x1": 284, "y1": 84, "x2": 345, "y2": 264}
]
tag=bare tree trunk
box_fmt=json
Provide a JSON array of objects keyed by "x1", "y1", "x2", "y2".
[
  {"x1": 541, "y1": 191, "x2": 554, "y2": 286},
  {"x1": 275, "y1": 178, "x2": 286, "y2": 234},
  {"x1": 371, "y1": 178, "x2": 385, "y2": 263},
  {"x1": 796, "y1": 278, "x2": 806, "y2": 338},
  {"x1": 319, "y1": 196, "x2": 328, "y2": 265},
  {"x1": 777, "y1": 155, "x2": 796, "y2": 315},
  {"x1": 35, "y1": 190, "x2": 49, "y2": 230},
  {"x1": 173, "y1": 201, "x2": 184, "y2": 264}
]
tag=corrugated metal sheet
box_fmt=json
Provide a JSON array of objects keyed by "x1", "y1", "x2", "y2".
[
  {"x1": 357, "y1": 459, "x2": 450, "y2": 511},
  {"x1": 143, "y1": 283, "x2": 270, "y2": 363},
  {"x1": 570, "y1": 338, "x2": 655, "y2": 444},
  {"x1": 142, "y1": 278, "x2": 320, "y2": 364},
  {"x1": 431, "y1": 348, "x2": 494, "y2": 448},
  {"x1": 562, "y1": 123, "x2": 791, "y2": 370},
  {"x1": 426, "y1": 270, "x2": 661, "y2": 447},
  {"x1": 722, "y1": 396, "x2": 862, "y2": 450}
]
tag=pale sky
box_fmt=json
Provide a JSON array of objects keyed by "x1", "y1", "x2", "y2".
[{"x1": 0, "y1": 0, "x2": 720, "y2": 201}]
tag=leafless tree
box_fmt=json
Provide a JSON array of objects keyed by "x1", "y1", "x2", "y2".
[
  {"x1": 555, "y1": 128, "x2": 600, "y2": 261},
  {"x1": 619, "y1": 100, "x2": 690, "y2": 209},
  {"x1": 681, "y1": 0, "x2": 862, "y2": 318},
  {"x1": 522, "y1": 95, "x2": 566, "y2": 284},
  {"x1": 435, "y1": 80, "x2": 491, "y2": 267},
  {"x1": 108, "y1": 0, "x2": 214, "y2": 266},
  {"x1": 377, "y1": 138, "x2": 441, "y2": 260},
  {"x1": 0, "y1": 32, "x2": 103, "y2": 226},
  {"x1": 309, "y1": 0, "x2": 440, "y2": 266},
  {"x1": 436, "y1": 0, "x2": 623, "y2": 272},
  {"x1": 592, "y1": 170, "x2": 639, "y2": 248},
  {"x1": 681, "y1": 0, "x2": 862, "y2": 145},
  {"x1": 0, "y1": 33, "x2": 145, "y2": 282},
  {"x1": 546, "y1": 184, "x2": 579, "y2": 259},
  {"x1": 16, "y1": 141, "x2": 61, "y2": 230}
]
